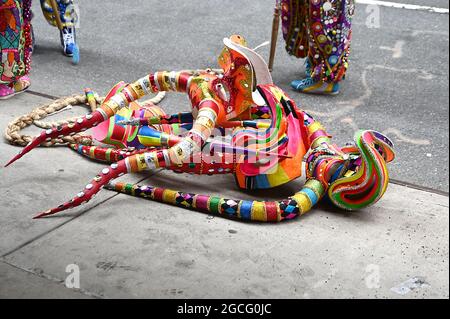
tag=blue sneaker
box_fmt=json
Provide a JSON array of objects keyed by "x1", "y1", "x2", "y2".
[
  {"x1": 60, "y1": 26, "x2": 76, "y2": 57},
  {"x1": 291, "y1": 77, "x2": 340, "y2": 95}
]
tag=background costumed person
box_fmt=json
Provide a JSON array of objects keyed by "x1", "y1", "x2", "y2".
[
  {"x1": 0, "y1": 0, "x2": 33, "y2": 99},
  {"x1": 39, "y1": 0, "x2": 78, "y2": 61},
  {"x1": 280, "y1": 0, "x2": 354, "y2": 95}
]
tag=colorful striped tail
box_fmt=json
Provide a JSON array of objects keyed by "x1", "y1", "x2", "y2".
[
  {"x1": 104, "y1": 179, "x2": 326, "y2": 222},
  {"x1": 328, "y1": 130, "x2": 395, "y2": 210}
]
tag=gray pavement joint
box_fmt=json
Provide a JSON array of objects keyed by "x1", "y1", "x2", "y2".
[
  {"x1": 25, "y1": 90, "x2": 60, "y2": 101},
  {"x1": 0, "y1": 259, "x2": 101, "y2": 299},
  {"x1": 0, "y1": 193, "x2": 121, "y2": 259},
  {"x1": 0, "y1": 175, "x2": 153, "y2": 259},
  {"x1": 390, "y1": 179, "x2": 450, "y2": 197}
]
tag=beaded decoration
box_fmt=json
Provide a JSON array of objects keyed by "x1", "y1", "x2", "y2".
[{"x1": 281, "y1": 0, "x2": 354, "y2": 82}]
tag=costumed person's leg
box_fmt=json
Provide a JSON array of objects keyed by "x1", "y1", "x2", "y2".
[
  {"x1": 290, "y1": 0, "x2": 354, "y2": 95},
  {"x1": 0, "y1": 0, "x2": 33, "y2": 99},
  {"x1": 40, "y1": 0, "x2": 77, "y2": 56},
  {"x1": 281, "y1": 0, "x2": 311, "y2": 77}
]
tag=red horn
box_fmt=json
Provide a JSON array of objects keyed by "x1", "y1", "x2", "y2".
[
  {"x1": 5, "y1": 82, "x2": 128, "y2": 167},
  {"x1": 33, "y1": 158, "x2": 129, "y2": 219},
  {"x1": 5, "y1": 109, "x2": 108, "y2": 167}
]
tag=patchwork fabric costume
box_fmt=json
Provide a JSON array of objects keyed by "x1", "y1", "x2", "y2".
[
  {"x1": 0, "y1": 0, "x2": 32, "y2": 98},
  {"x1": 281, "y1": 0, "x2": 354, "y2": 94},
  {"x1": 6, "y1": 35, "x2": 395, "y2": 221}
]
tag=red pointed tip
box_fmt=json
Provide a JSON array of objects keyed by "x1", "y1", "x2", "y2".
[
  {"x1": 33, "y1": 208, "x2": 59, "y2": 219},
  {"x1": 5, "y1": 135, "x2": 44, "y2": 167},
  {"x1": 4, "y1": 155, "x2": 21, "y2": 167},
  {"x1": 33, "y1": 211, "x2": 50, "y2": 219}
]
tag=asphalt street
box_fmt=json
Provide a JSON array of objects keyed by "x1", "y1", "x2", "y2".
[{"x1": 24, "y1": 0, "x2": 450, "y2": 192}]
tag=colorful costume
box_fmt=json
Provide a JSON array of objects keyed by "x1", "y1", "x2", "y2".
[
  {"x1": 281, "y1": 0, "x2": 354, "y2": 94},
  {"x1": 0, "y1": 0, "x2": 32, "y2": 99},
  {"x1": 6, "y1": 35, "x2": 395, "y2": 221},
  {"x1": 40, "y1": 0, "x2": 78, "y2": 58}
]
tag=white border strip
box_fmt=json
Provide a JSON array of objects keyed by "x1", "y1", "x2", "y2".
[{"x1": 356, "y1": 0, "x2": 449, "y2": 14}]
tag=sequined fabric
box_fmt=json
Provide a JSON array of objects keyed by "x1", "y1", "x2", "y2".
[{"x1": 281, "y1": 0, "x2": 355, "y2": 83}]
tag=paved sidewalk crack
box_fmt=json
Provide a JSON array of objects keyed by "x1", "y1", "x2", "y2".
[
  {"x1": 0, "y1": 259, "x2": 103, "y2": 299},
  {"x1": 25, "y1": 90, "x2": 59, "y2": 100},
  {"x1": 1, "y1": 193, "x2": 121, "y2": 259},
  {"x1": 1, "y1": 175, "x2": 154, "y2": 259},
  {"x1": 390, "y1": 179, "x2": 449, "y2": 197}
]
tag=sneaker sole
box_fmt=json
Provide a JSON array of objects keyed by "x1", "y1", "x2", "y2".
[
  {"x1": 0, "y1": 87, "x2": 29, "y2": 100},
  {"x1": 299, "y1": 90, "x2": 340, "y2": 96}
]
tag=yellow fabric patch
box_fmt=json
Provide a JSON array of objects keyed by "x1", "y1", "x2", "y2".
[
  {"x1": 267, "y1": 166, "x2": 290, "y2": 187},
  {"x1": 292, "y1": 193, "x2": 312, "y2": 215},
  {"x1": 138, "y1": 136, "x2": 162, "y2": 147},
  {"x1": 163, "y1": 189, "x2": 178, "y2": 204},
  {"x1": 251, "y1": 202, "x2": 267, "y2": 222}
]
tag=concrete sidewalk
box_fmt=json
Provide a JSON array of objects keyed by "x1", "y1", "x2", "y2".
[{"x1": 0, "y1": 93, "x2": 448, "y2": 299}]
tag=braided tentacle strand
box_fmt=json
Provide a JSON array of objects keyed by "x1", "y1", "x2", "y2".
[
  {"x1": 4, "y1": 94, "x2": 99, "y2": 148},
  {"x1": 4, "y1": 82, "x2": 127, "y2": 166},
  {"x1": 4, "y1": 72, "x2": 181, "y2": 166}
]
